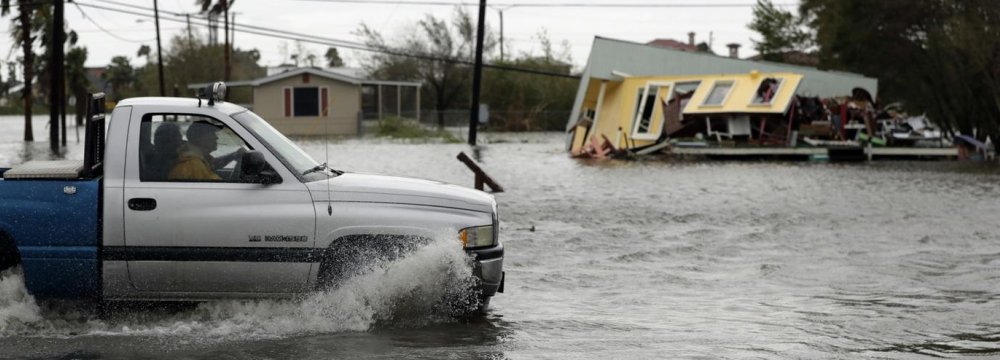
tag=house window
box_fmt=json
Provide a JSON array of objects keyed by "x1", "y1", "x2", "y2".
[
  {"x1": 634, "y1": 86, "x2": 661, "y2": 134},
  {"x1": 293, "y1": 87, "x2": 319, "y2": 116},
  {"x1": 703, "y1": 81, "x2": 733, "y2": 106},
  {"x1": 751, "y1": 78, "x2": 783, "y2": 105},
  {"x1": 631, "y1": 83, "x2": 671, "y2": 139}
]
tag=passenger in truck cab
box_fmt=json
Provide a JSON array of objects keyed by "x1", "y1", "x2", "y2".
[{"x1": 145, "y1": 122, "x2": 183, "y2": 181}]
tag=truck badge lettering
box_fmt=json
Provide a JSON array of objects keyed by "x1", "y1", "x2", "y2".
[{"x1": 251, "y1": 235, "x2": 309, "y2": 242}]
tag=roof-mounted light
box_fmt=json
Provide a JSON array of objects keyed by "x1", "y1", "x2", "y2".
[{"x1": 199, "y1": 81, "x2": 227, "y2": 106}]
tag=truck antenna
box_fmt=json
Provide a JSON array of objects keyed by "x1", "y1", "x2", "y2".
[{"x1": 325, "y1": 105, "x2": 332, "y2": 216}]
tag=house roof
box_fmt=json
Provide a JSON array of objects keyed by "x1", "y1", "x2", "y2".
[
  {"x1": 646, "y1": 39, "x2": 699, "y2": 52},
  {"x1": 582, "y1": 36, "x2": 876, "y2": 95},
  {"x1": 188, "y1": 67, "x2": 421, "y2": 89}
]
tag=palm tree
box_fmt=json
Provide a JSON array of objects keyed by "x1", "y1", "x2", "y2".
[
  {"x1": 1, "y1": 0, "x2": 37, "y2": 141},
  {"x1": 197, "y1": 0, "x2": 233, "y2": 80},
  {"x1": 137, "y1": 44, "x2": 151, "y2": 62},
  {"x1": 65, "y1": 47, "x2": 88, "y2": 126},
  {"x1": 325, "y1": 47, "x2": 344, "y2": 68},
  {"x1": 102, "y1": 56, "x2": 135, "y2": 101}
]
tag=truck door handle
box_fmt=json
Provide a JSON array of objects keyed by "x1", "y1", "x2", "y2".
[{"x1": 128, "y1": 198, "x2": 157, "y2": 211}]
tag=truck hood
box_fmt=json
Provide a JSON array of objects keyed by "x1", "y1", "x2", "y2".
[{"x1": 306, "y1": 173, "x2": 495, "y2": 213}]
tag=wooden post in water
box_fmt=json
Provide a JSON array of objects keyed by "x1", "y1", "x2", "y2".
[{"x1": 457, "y1": 152, "x2": 503, "y2": 193}]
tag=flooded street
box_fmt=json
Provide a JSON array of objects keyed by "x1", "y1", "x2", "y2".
[{"x1": 2, "y1": 116, "x2": 1000, "y2": 358}]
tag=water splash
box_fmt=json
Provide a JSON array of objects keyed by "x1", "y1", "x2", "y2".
[
  {"x1": 0, "y1": 233, "x2": 479, "y2": 341},
  {"x1": 0, "y1": 267, "x2": 42, "y2": 332}
]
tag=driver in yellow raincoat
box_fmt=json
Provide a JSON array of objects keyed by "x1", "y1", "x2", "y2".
[{"x1": 168, "y1": 121, "x2": 243, "y2": 181}]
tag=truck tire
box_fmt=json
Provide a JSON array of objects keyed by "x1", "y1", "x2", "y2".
[
  {"x1": 476, "y1": 295, "x2": 491, "y2": 315},
  {"x1": 0, "y1": 232, "x2": 20, "y2": 272},
  {"x1": 316, "y1": 234, "x2": 425, "y2": 290}
]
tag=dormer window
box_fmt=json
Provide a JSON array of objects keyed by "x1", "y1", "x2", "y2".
[
  {"x1": 751, "y1": 78, "x2": 783, "y2": 105},
  {"x1": 703, "y1": 80, "x2": 734, "y2": 106}
]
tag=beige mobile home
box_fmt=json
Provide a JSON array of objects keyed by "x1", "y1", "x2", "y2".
[{"x1": 191, "y1": 67, "x2": 421, "y2": 136}]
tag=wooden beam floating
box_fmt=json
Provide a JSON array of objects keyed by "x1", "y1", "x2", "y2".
[{"x1": 457, "y1": 152, "x2": 504, "y2": 193}]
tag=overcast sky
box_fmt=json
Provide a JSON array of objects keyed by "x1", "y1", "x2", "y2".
[{"x1": 0, "y1": 0, "x2": 798, "y2": 76}]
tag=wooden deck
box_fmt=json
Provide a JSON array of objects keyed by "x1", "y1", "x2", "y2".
[{"x1": 666, "y1": 146, "x2": 958, "y2": 159}]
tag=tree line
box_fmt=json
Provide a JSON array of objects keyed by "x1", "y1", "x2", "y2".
[{"x1": 357, "y1": 8, "x2": 577, "y2": 131}]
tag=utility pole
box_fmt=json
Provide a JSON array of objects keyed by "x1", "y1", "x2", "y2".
[
  {"x1": 468, "y1": 0, "x2": 487, "y2": 146},
  {"x1": 60, "y1": 82, "x2": 66, "y2": 146},
  {"x1": 185, "y1": 14, "x2": 193, "y2": 49},
  {"x1": 230, "y1": 12, "x2": 237, "y2": 76},
  {"x1": 50, "y1": 0, "x2": 64, "y2": 151},
  {"x1": 231, "y1": 13, "x2": 237, "y2": 50},
  {"x1": 153, "y1": 0, "x2": 165, "y2": 96},
  {"x1": 498, "y1": 8, "x2": 504, "y2": 61},
  {"x1": 223, "y1": 0, "x2": 230, "y2": 82}
]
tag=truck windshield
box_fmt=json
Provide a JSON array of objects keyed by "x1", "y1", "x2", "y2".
[{"x1": 232, "y1": 110, "x2": 321, "y2": 178}]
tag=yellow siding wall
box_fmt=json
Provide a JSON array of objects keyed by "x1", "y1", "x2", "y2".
[
  {"x1": 596, "y1": 81, "x2": 630, "y2": 147},
  {"x1": 252, "y1": 75, "x2": 361, "y2": 136},
  {"x1": 608, "y1": 78, "x2": 657, "y2": 148}
]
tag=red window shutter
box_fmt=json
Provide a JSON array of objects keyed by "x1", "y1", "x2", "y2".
[
  {"x1": 321, "y1": 87, "x2": 329, "y2": 117},
  {"x1": 284, "y1": 88, "x2": 292, "y2": 117}
]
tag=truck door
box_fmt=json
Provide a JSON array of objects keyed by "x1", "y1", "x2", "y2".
[{"x1": 122, "y1": 111, "x2": 316, "y2": 294}]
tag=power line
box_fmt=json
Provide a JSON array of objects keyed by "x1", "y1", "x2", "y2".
[
  {"x1": 72, "y1": 1, "x2": 154, "y2": 43},
  {"x1": 291, "y1": 0, "x2": 797, "y2": 8},
  {"x1": 74, "y1": 1, "x2": 580, "y2": 79},
  {"x1": 92, "y1": 0, "x2": 204, "y2": 18}
]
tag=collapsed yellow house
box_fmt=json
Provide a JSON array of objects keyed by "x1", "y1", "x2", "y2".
[
  {"x1": 569, "y1": 71, "x2": 803, "y2": 155},
  {"x1": 566, "y1": 37, "x2": 880, "y2": 156}
]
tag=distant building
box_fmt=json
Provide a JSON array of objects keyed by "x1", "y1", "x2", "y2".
[
  {"x1": 646, "y1": 39, "x2": 699, "y2": 52},
  {"x1": 191, "y1": 67, "x2": 421, "y2": 136},
  {"x1": 85, "y1": 67, "x2": 110, "y2": 95},
  {"x1": 748, "y1": 51, "x2": 820, "y2": 67},
  {"x1": 647, "y1": 32, "x2": 713, "y2": 54}
]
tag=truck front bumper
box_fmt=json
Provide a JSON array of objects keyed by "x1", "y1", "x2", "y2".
[{"x1": 468, "y1": 242, "x2": 504, "y2": 297}]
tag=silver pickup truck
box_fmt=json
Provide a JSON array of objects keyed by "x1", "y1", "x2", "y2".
[{"x1": 0, "y1": 86, "x2": 504, "y2": 314}]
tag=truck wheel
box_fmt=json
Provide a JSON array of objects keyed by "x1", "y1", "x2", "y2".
[
  {"x1": 476, "y1": 295, "x2": 491, "y2": 316},
  {"x1": 316, "y1": 234, "x2": 424, "y2": 290},
  {"x1": 0, "y1": 232, "x2": 20, "y2": 272}
]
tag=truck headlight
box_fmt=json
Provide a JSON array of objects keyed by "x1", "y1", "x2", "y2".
[{"x1": 459, "y1": 225, "x2": 495, "y2": 248}]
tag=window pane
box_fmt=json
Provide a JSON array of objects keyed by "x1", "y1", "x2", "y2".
[
  {"x1": 752, "y1": 78, "x2": 782, "y2": 104},
  {"x1": 293, "y1": 87, "x2": 319, "y2": 116},
  {"x1": 704, "y1": 81, "x2": 733, "y2": 106},
  {"x1": 634, "y1": 85, "x2": 662, "y2": 134},
  {"x1": 234, "y1": 110, "x2": 320, "y2": 178},
  {"x1": 140, "y1": 114, "x2": 251, "y2": 182}
]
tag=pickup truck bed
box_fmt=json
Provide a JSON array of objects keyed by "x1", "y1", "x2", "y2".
[
  {"x1": 0, "y1": 169, "x2": 101, "y2": 298},
  {"x1": 2, "y1": 160, "x2": 85, "y2": 179}
]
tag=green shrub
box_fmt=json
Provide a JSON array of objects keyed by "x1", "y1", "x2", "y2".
[{"x1": 375, "y1": 117, "x2": 460, "y2": 143}]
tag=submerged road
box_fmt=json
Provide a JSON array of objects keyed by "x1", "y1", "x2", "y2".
[{"x1": 1, "y1": 116, "x2": 999, "y2": 358}]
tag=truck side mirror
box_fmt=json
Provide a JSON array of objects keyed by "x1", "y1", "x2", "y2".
[{"x1": 240, "y1": 151, "x2": 282, "y2": 185}]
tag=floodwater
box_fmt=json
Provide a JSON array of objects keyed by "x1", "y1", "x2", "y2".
[{"x1": 2, "y1": 115, "x2": 1000, "y2": 359}]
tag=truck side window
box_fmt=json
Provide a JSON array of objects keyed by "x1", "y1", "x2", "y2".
[{"x1": 139, "y1": 114, "x2": 253, "y2": 182}]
